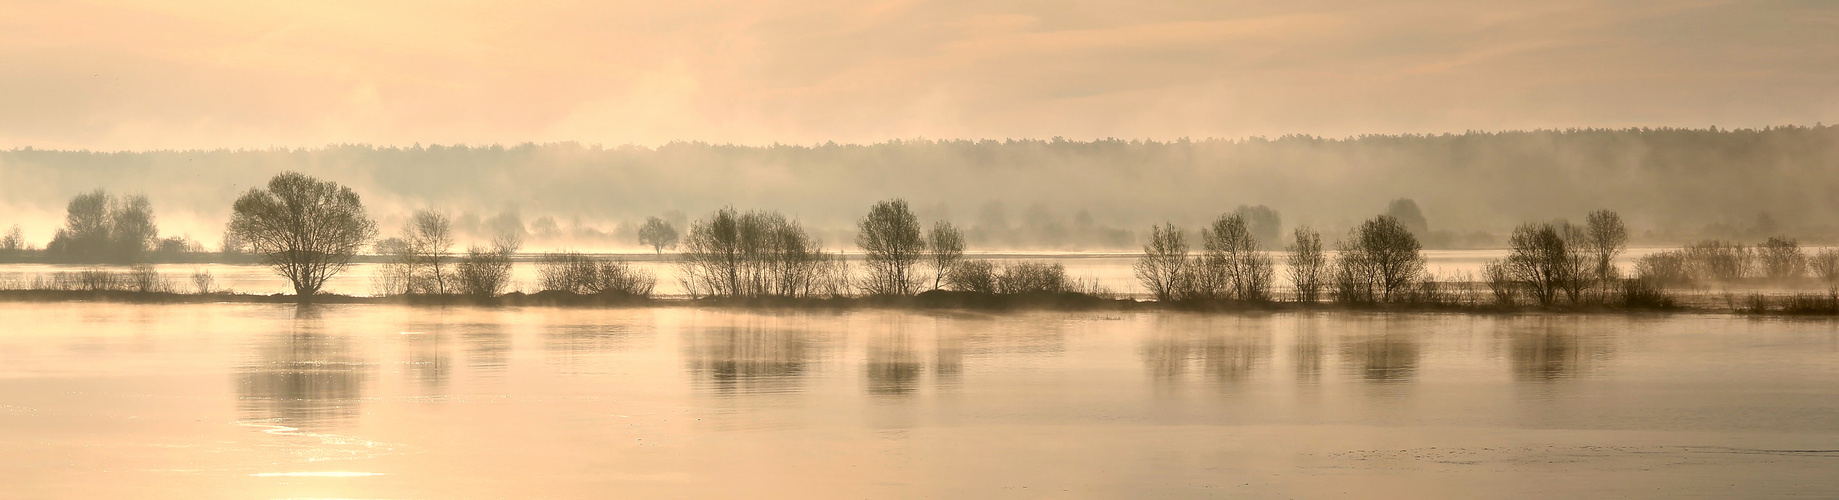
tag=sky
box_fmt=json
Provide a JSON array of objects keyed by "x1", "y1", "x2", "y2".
[{"x1": 3, "y1": 0, "x2": 1837, "y2": 150}]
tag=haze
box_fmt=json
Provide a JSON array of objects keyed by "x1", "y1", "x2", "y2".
[{"x1": 4, "y1": 0, "x2": 1837, "y2": 150}]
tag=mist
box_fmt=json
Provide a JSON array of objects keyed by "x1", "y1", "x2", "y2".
[{"x1": 3, "y1": 125, "x2": 1836, "y2": 252}]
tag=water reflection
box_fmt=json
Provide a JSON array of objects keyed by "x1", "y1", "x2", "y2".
[
  {"x1": 399, "y1": 322, "x2": 452, "y2": 393},
  {"x1": 1340, "y1": 318, "x2": 1420, "y2": 383},
  {"x1": 460, "y1": 323, "x2": 512, "y2": 374},
  {"x1": 684, "y1": 315, "x2": 813, "y2": 395},
  {"x1": 1507, "y1": 317, "x2": 1614, "y2": 382},
  {"x1": 1293, "y1": 317, "x2": 1326, "y2": 382},
  {"x1": 1140, "y1": 316, "x2": 1272, "y2": 384},
  {"x1": 544, "y1": 323, "x2": 640, "y2": 368},
  {"x1": 865, "y1": 331, "x2": 923, "y2": 397},
  {"x1": 236, "y1": 306, "x2": 370, "y2": 430}
]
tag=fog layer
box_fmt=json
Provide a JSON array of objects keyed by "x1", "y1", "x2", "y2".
[{"x1": 2, "y1": 126, "x2": 1835, "y2": 250}]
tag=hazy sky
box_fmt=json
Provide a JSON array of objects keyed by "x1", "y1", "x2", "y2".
[{"x1": 3, "y1": 0, "x2": 1837, "y2": 150}]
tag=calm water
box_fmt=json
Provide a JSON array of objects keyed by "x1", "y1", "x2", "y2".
[
  {"x1": 2, "y1": 303, "x2": 1837, "y2": 499},
  {"x1": 0, "y1": 249, "x2": 1653, "y2": 298}
]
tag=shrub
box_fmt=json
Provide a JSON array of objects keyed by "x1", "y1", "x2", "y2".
[
  {"x1": 1757, "y1": 237, "x2": 1806, "y2": 281},
  {"x1": 1683, "y1": 240, "x2": 1750, "y2": 281},
  {"x1": 1811, "y1": 249, "x2": 1839, "y2": 284},
  {"x1": 1483, "y1": 261, "x2": 1518, "y2": 306},
  {"x1": 1635, "y1": 250, "x2": 1692, "y2": 285},
  {"x1": 1617, "y1": 277, "x2": 1673, "y2": 309},
  {"x1": 538, "y1": 253, "x2": 655, "y2": 297},
  {"x1": 944, "y1": 259, "x2": 997, "y2": 293},
  {"x1": 995, "y1": 261, "x2": 1070, "y2": 294}
]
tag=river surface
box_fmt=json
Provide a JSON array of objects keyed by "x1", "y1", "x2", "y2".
[
  {"x1": 0, "y1": 249, "x2": 1664, "y2": 298},
  {"x1": 1, "y1": 303, "x2": 1836, "y2": 499}
]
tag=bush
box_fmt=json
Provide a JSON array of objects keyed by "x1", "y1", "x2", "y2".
[
  {"x1": 1757, "y1": 237, "x2": 1806, "y2": 281},
  {"x1": 538, "y1": 253, "x2": 655, "y2": 297},
  {"x1": 456, "y1": 238, "x2": 517, "y2": 297},
  {"x1": 996, "y1": 261, "x2": 1071, "y2": 294},
  {"x1": 1781, "y1": 290, "x2": 1839, "y2": 314},
  {"x1": 128, "y1": 264, "x2": 167, "y2": 293},
  {"x1": 680, "y1": 208, "x2": 835, "y2": 298},
  {"x1": 1812, "y1": 249, "x2": 1839, "y2": 284},
  {"x1": 191, "y1": 269, "x2": 216, "y2": 294},
  {"x1": 1636, "y1": 250, "x2": 1692, "y2": 285},
  {"x1": 1617, "y1": 277, "x2": 1673, "y2": 309},
  {"x1": 1483, "y1": 261, "x2": 1518, "y2": 306},
  {"x1": 1683, "y1": 240, "x2": 1751, "y2": 281},
  {"x1": 944, "y1": 259, "x2": 997, "y2": 293}
]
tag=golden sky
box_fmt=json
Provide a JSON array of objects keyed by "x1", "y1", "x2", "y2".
[{"x1": 3, "y1": 0, "x2": 1836, "y2": 149}]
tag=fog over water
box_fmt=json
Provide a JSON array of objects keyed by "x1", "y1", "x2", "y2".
[{"x1": 2, "y1": 303, "x2": 1836, "y2": 498}]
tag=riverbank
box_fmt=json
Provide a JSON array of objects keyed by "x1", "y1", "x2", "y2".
[{"x1": 9, "y1": 288, "x2": 1829, "y2": 316}]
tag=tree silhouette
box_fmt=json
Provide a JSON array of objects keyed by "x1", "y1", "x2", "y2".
[
  {"x1": 228, "y1": 172, "x2": 378, "y2": 297},
  {"x1": 926, "y1": 221, "x2": 965, "y2": 290},
  {"x1": 638, "y1": 216, "x2": 679, "y2": 254},
  {"x1": 1384, "y1": 199, "x2": 1429, "y2": 238},
  {"x1": 1134, "y1": 223, "x2": 1190, "y2": 302},
  {"x1": 857, "y1": 199, "x2": 926, "y2": 295}
]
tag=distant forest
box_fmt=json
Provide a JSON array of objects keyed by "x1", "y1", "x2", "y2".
[{"x1": 2, "y1": 125, "x2": 1835, "y2": 250}]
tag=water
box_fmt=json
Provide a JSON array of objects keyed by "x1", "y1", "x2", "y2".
[
  {"x1": 2, "y1": 303, "x2": 1836, "y2": 499},
  {"x1": 0, "y1": 249, "x2": 1662, "y2": 297}
]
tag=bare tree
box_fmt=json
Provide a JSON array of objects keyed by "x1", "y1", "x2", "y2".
[
  {"x1": 1285, "y1": 226, "x2": 1325, "y2": 303},
  {"x1": 1134, "y1": 223, "x2": 1190, "y2": 302},
  {"x1": 856, "y1": 199, "x2": 926, "y2": 295},
  {"x1": 1757, "y1": 236, "x2": 1806, "y2": 281},
  {"x1": 1340, "y1": 215, "x2": 1425, "y2": 302},
  {"x1": 638, "y1": 216, "x2": 679, "y2": 254},
  {"x1": 1196, "y1": 214, "x2": 1274, "y2": 301},
  {"x1": 1502, "y1": 223, "x2": 1570, "y2": 305},
  {"x1": 456, "y1": 234, "x2": 519, "y2": 297},
  {"x1": 1584, "y1": 209, "x2": 1628, "y2": 282},
  {"x1": 228, "y1": 172, "x2": 378, "y2": 297},
  {"x1": 407, "y1": 210, "x2": 455, "y2": 294},
  {"x1": 679, "y1": 207, "x2": 836, "y2": 298},
  {"x1": 1812, "y1": 249, "x2": 1839, "y2": 284},
  {"x1": 926, "y1": 221, "x2": 965, "y2": 290}
]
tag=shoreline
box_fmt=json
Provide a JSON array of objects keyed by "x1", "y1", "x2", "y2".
[{"x1": 4, "y1": 288, "x2": 1831, "y2": 317}]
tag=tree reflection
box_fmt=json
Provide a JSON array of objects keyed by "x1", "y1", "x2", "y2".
[
  {"x1": 400, "y1": 324, "x2": 451, "y2": 393},
  {"x1": 865, "y1": 332, "x2": 923, "y2": 396},
  {"x1": 1507, "y1": 318, "x2": 1612, "y2": 382},
  {"x1": 1293, "y1": 319, "x2": 1325, "y2": 382},
  {"x1": 1140, "y1": 316, "x2": 1271, "y2": 384},
  {"x1": 461, "y1": 323, "x2": 511, "y2": 374},
  {"x1": 1340, "y1": 319, "x2": 1420, "y2": 383},
  {"x1": 236, "y1": 305, "x2": 370, "y2": 431},
  {"x1": 684, "y1": 316, "x2": 811, "y2": 395},
  {"x1": 543, "y1": 323, "x2": 640, "y2": 368}
]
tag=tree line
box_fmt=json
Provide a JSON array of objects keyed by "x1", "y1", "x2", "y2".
[{"x1": 3, "y1": 171, "x2": 1831, "y2": 310}]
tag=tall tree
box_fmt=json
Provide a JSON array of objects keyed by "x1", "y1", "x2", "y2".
[
  {"x1": 638, "y1": 216, "x2": 680, "y2": 254},
  {"x1": 1134, "y1": 223, "x2": 1190, "y2": 302},
  {"x1": 926, "y1": 221, "x2": 965, "y2": 290},
  {"x1": 228, "y1": 172, "x2": 378, "y2": 298},
  {"x1": 857, "y1": 199, "x2": 926, "y2": 295}
]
